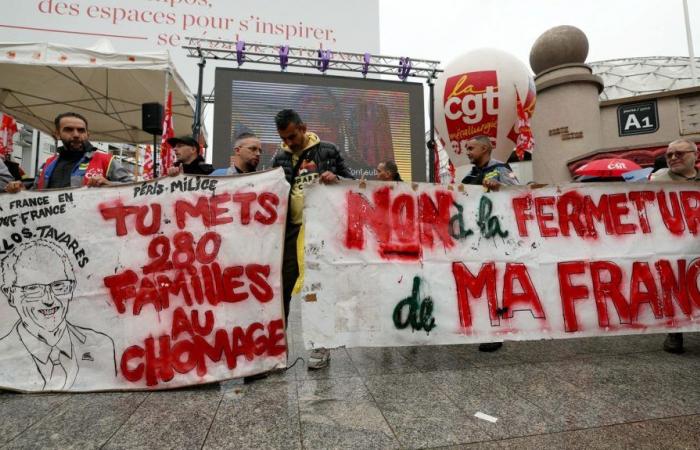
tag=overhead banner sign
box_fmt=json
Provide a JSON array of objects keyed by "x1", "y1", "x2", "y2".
[
  {"x1": 302, "y1": 181, "x2": 700, "y2": 348},
  {"x1": 0, "y1": 169, "x2": 289, "y2": 392},
  {"x1": 0, "y1": 0, "x2": 380, "y2": 90}
]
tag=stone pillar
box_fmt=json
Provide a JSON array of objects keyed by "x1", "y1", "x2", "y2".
[{"x1": 529, "y1": 26, "x2": 604, "y2": 183}]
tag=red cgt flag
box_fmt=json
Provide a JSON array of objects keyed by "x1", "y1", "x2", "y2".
[
  {"x1": 515, "y1": 90, "x2": 534, "y2": 161},
  {"x1": 142, "y1": 145, "x2": 154, "y2": 180},
  {"x1": 159, "y1": 91, "x2": 174, "y2": 174},
  {"x1": 0, "y1": 114, "x2": 18, "y2": 157},
  {"x1": 448, "y1": 159, "x2": 456, "y2": 184}
]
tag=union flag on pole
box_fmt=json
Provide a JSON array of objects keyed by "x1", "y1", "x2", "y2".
[
  {"x1": 514, "y1": 90, "x2": 534, "y2": 161},
  {"x1": 160, "y1": 91, "x2": 174, "y2": 174},
  {"x1": 142, "y1": 145, "x2": 154, "y2": 180},
  {"x1": 0, "y1": 114, "x2": 18, "y2": 157}
]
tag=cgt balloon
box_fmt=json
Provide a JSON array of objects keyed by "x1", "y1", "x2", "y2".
[{"x1": 434, "y1": 48, "x2": 535, "y2": 167}]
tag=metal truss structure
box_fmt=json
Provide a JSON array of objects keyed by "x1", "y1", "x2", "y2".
[{"x1": 183, "y1": 37, "x2": 442, "y2": 80}]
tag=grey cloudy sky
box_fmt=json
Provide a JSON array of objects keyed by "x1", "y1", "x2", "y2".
[{"x1": 378, "y1": 0, "x2": 699, "y2": 71}]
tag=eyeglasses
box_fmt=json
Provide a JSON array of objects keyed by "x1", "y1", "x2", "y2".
[
  {"x1": 239, "y1": 145, "x2": 262, "y2": 154},
  {"x1": 13, "y1": 280, "x2": 75, "y2": 300},
  {"x1": 666, "y1": 150, "x2": 695, "y2": 160}
]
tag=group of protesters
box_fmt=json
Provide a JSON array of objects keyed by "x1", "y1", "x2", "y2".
[
  {"x1": 0, "y1": 108, "x2": 697, "y2": 384},
  {"x1": 0, "y1": 108, "x2": 353, "y2": 375}
]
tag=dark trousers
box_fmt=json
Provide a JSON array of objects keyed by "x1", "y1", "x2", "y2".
[{"x1": 281, "y1": 223, "x2": 301, "y2": 326}]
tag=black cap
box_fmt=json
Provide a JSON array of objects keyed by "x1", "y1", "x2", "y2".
[{"x1": 166, "y1": 135, "x2": 199, "y2": 150}]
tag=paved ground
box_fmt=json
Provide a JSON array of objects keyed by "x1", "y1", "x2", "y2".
[{"x1": 1, "y1": 301, "x2": 699, "y2": 450}]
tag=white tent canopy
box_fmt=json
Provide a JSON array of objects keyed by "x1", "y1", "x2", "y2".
[{"x1": 0, "y1": 41, "x2": 198, "y2": 144}]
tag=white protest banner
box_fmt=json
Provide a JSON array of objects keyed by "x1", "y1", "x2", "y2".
[
  {"x1": 0, "y1": 168, "x2": 289, "y2": 392},
  {"x1": 302, "y1": 181, "x2": 700, "y2": 349}
]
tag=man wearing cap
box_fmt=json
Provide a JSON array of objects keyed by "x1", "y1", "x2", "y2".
[
  {"x1": 5, "y1": 112, "x2": 133, "y2": 192},
  {"x1": 211, "y1": 132, "x2": 262, "y2": 175},
  {"x1": 166, "y1": 135, "x2": 214, "y2": 176},
  {"x1": 651, "y1": 138, "x2": 699, "y2": 354}
]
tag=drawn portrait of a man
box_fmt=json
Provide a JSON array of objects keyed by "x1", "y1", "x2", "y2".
[{"x1": 0, "y1": 239, "x2": 116, "y2": 391}]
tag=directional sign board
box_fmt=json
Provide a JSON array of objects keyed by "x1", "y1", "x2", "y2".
[{"x1": 617, "y1": 100, "x2": 659, "y2": 136}]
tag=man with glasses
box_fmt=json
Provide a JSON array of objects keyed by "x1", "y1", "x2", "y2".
[
  {"x1": 651, "y1": 139, "x2": 699, "y2": 182},
  {"x1": 0, "y1": 240, "x2": 116, "y2": 391},
  {"x1": 651, "y1": 138, "x2": 699, "y2": 354},
  {"x1": 212, "y1": 132, "x2": 262, "y2": 175}
]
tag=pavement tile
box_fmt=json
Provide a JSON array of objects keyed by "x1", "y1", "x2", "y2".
[
  {"x1": 503, "y1": 339, "x2": 577, "y2": 364},
  {"x1": 204, "y1": 378, "x2": 301, "y2": 450},
  {"x1": 0, "y1": 392, "x2": 71, "y2": 446},
  {"x1": 656, "y1": 414, "x2": 700, "y2": 449},
  {"x1": 447, "y1": 421, "x2": 667, "y2": 450},
  {"x1": 634, "y1": 347, "x2": 700, "y2": 372},
  {"x1": 458, "y1": 342, "x2": 523, "y2": 367},
  {"x1": 364, "y1": 372, "x2": 450, "y2": 404},
  {"x1": 103, "y1": 384, "x2": 221, "y2": 449},
  {"x1": 551, "y1": 364, "x2": 645, "y2": 419},
  {"x1": 4, "y1": 392, "x2": 146, "y2": 450},
  {"x1": 435, "y1": 442, "x2": 502, "y2": 450},
  {"x1": 298, "y1": 376, "x2": 373, "y2": 402},
  {"x1": 398, "y1": 344, "x2": 476, "y2": 372},
  {"x1": 570, "y1": 333, "x2": 664, "y2": 356},
  {"x1": 587, "y1": 418, "x2": 692, "y2": 450},
  {"x1": 480, "y1": 363, "x2": 634, "y2": 429},
  {"x1": 424, "y1": 368, "x2": 567, "y2": 440},
  {"x1": 443, "y1": 416, "x2": 700, "y2": 450},
  {"x1": 591, "y1": 354, "x2": 700, "y2": 417},
  {"x1": 378, "y1": 396, "x2": 492, "y2": 448},
  {"x1": 347, "y1": 346, "x2": 420, "y2": 376},
  {"x1": 299, "y1": 399, "x2": 399, "y2": 450}
]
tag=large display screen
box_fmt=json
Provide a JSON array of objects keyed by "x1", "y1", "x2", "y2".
[{"x1": 213, "y1": 68, "x2": 426, "y2": 181}]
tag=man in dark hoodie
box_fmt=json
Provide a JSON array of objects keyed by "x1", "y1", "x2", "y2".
[
  {"x1": 5, "y1": 112, "x2": 132, "y2": 192},
  {"x1": 272, "y1": 109, "x2": 353, "y2": 370},
  {"x1": 166, "y1": 135, "x2": 214, "y2": 176}
]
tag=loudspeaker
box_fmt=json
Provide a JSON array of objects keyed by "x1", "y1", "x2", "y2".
[{"x1": 142, "y1": 102, "x2": 163, "y2": 135}]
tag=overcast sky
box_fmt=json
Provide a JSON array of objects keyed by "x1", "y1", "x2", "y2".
[{"x1": 379, "y1": 0, "x2": 699, "y2": 71}]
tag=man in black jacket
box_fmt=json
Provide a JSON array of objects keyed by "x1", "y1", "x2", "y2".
[
  {"x1": 166, "y1": 136, "x2": 214, "y2": 176},
  {"x1": 272, "y1": 109, "x2": 353, "y2": 370},
  {"x1": 461, "y1": 135, "x2": 520, "y2": 353}
]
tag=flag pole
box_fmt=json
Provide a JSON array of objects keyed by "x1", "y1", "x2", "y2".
[
  {"x1": 134, "y1": 144, "x2": 140, "y2": 179},
  {"x1": 683, "y1": 0, "x2": 697, "y2": 86}
]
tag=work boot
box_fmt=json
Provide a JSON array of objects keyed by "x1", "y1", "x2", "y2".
[
  {"x1": 663, "y1": 333, "x2": 684, "y2": 354},
  {"x1": 478, "y1": 342, "x2": 503, "y2": 352},
  {"x1": 308, "y1": 348, "x2": 331, "y2": 370}
]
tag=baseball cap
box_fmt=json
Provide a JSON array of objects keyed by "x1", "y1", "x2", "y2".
[{"x1": 166, "y1": 135, "x2": 199, "y2": 151}]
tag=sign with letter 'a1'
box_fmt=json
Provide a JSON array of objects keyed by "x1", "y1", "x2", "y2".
[{"x1": 617, "y1": 100, "x2": 659, "y2": 136}]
